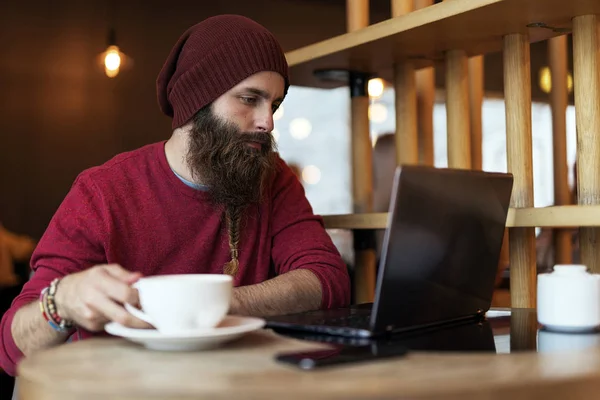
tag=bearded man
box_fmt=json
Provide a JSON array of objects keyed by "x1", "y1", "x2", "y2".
[{"x1": 0, "y1": 15, "x2": 350, "y2": 376}]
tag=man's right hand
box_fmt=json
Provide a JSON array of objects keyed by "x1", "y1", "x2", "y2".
[{"x1": 54, "y1": 264, "x2": 153, "y2": 331}]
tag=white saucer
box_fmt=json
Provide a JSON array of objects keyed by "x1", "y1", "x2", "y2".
[{"x1": 104, "y1": 315, "x2": 265, "y2": 351}]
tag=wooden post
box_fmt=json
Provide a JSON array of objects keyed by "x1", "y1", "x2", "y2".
[
  {"x1": 548, "y1": 35, "x2": 573, "y2": 265},
  {"x1": 503, "y1": 34, "x2": 536, "y2": 308},
  {"x1": 347, "y1": 0, "x2": 375, "y2": 304},
  {"x1": 573, "y1": 15, "x2": 600, "y2": 273},
  {"x1": 446, "y1": 49, "x2": 471, "y2": 169},
  {"x1": 392, "y1": 0, "x2": 418, "y2": 165},
  {"x1": 415, "y1": 0, "x2": 435, "y2": 166},
  {"x1": 391, "y1": 0, "x2": 411, "y2": 16},
  {"x1": 350, "y1": 86, "x2": 373, "y2": 214},
  {"x1": 346, "y1": 0, "x2": 369, "y2": 32},
  {"x1": 468, "y1": 55, "x2": 484, "y2": 170},
  {"x1": 510, "y1": 309, "x2": 538, "y2": 351},
  {"x1": 468, "y1": 53, "x2": 509, "y2": 289}
]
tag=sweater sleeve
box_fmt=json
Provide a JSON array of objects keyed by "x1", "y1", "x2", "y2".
[
  {"x1": 0, "y1": 173, "x2": 108, "y2": 376},
  {"x1": 269, "y1": 160, "x2": 350, "y2": 309}
]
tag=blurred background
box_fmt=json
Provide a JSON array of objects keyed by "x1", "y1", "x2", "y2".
[{"x1": 0, "y1": 0, "x2": 577, "y2": 242}]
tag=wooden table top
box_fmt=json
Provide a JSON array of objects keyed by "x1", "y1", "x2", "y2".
[{"x1": 17, "y1": 309, "x2": 600, "y2": 400}]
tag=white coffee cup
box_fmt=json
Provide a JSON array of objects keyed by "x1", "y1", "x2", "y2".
[
  {"x1": 537, "y1": 264, "x2": 600, "y2": 333},
  {"x1": 125, "y1": 274, "x2": 232, "y2": 334}
]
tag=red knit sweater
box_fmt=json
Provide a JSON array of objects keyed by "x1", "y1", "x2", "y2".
[{"x1": 0, "y1": 142, "x2": 350, "y2": 376}]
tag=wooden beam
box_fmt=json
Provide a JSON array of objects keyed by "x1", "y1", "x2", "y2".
[
  {"x1": 350, "y1": 95, "x2": 373, "y2": 213},
  {"x1": 468, "y1": 55, "x2": 484, "y2": 170},
  {"x1": 321, "y1": 206, "x2": 600, "y2": 230},
  {"x1": 347, "y1": 0, "x2": 376, "y2": 304},
  {"x1": 503, "y1": 33, "x2": 536, "y2": 308},
  {"x1": 346, "y1": 0, "x2": 369, "y2": 32},
  {"x1": 391, "y1": 0, "x2": 412, "y2": 16},
  {"x1": 415, "y1": 0, "x2": 435, "y2": 166},
  {"x1": 286, "y1": 0, "x2": 600, "y2": 89},
  {"x1": 506, "y1": 206, "x2": 600, "y2": 228},
  {"x1": 510, "y1": 305, "x2": 538, "y2": 351},
  {"x1": 573, "y1": 14, "x2": 600, "y2": 273},
  {"x1": 548, "y1": 35, "x2": 572, "y2": 265},
  {"x1": 394, "y1": 61, "x2": 418, "y2": 165},
  {"x1": 392, "y1": 0, "x2": 418, "y2": 165},
  {"x1": 416, "y1": 67, "x2": 435, "y2": 166},
  {"x1": 446, "y1": 49, "x2": 471, "y2": 169},
  {"x1": 323, "y1": 213, "x2": 389, "y2": 230}
]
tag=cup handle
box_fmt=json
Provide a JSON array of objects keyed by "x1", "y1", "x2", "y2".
[
  {"x1": 124, "y1": 282, "x2": 155, "y2": 326},
  {"x1": 124, "y1": 303, "x2": 155, "y2": 326}
]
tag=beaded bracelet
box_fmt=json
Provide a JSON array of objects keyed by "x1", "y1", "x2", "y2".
[
  {"x1": 39, "y1": 278, "x2": 75, "y2": 333},
  {"x1": 39, "y1": 288, "x2": 62, "y2": 332}
]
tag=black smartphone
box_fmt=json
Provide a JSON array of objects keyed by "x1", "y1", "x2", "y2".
[{"x1": 275, "y1": 342, "x2": 408, "y2": 370}]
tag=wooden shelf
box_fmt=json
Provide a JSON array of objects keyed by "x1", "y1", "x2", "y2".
[
  {"x1": 322, "y1": 205, "x2": 600, "y2": 230},
  {"x1": 286, "y1": 0, "x2": 600, "y2": 89},
  {"x1": 323, "y1": 213, "x2": 388, "y2": 230}
]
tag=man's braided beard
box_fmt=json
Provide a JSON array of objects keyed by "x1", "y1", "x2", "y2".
[{"x1": 186, "y1": 105, "x2": 279, "y2": 276}]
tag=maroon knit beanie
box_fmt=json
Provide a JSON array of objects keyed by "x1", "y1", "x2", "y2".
[{"x1": 157, "y1": 15, "x2": 289, "y2": 129}]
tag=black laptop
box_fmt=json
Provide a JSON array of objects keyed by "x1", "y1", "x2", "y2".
[{"x1": 265, "y1": 165, "x2": 514, "y2": 338}]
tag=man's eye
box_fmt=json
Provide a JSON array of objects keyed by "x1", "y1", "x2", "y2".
[{"x1": 241, "y1": 97, "x2": 257, "y2": 105}]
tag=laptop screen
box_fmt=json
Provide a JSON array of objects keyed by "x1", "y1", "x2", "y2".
[{"x1": 372, "y1": 166, "x2": 513, "y2": 333}]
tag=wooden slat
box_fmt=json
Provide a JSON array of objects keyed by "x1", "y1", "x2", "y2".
[
  {"x1": 286, "y1": 0, "x2": 600, "y2": 89},
  {"x1": 322, "y1": 206, "x2": 600, "y2": 230},
  {"x1": 548, "y1": 35, "x2": 573, "y2": 264},
  {"x1": 504, "y1": 33, "x2": 536, "y2": 309},
  {"x1": 467, "y1": 52, "x2": 504, "y2": 281},
  {"x1": 506, "y1": 206, "x2": 600, "y2": 227},
  {"x1": 391, "y1": 0, "x2": 412, "y2": 16},
  {"x1": 510, "y1": 305, "x2": 538, "y2": 351},
  {"x1": 468, "y1": 55, "x2": 484, "y2": 170},
  {"x1": 350, "y1": 98, "x2": 376, "y2": 304},
  {"x1": 346, "y1": 0, "x2": 369, "y2": 32},
  {"x1": 446, "y1": 49, "x2": 471, "y2": 169},
  {"x1": 392, "y1": 0, "x2": 418, "y2": 165},
  {"x1": 350, "y1": 95, "x2": 373, "y2": 213},
  {"x1": 416, "y1": 67, "x2": 435, "y2": 165},
  {"x1": 347, "y1": 0, "x2": 376, "y2": 304},
  {"x1": 323, "y1": 213, "x2": 389, "y2": 230},
  {"x1": 394, "y1": 61, "x2": 418, "y2": 165},
  {"x1": 573, "y1": 14, "x2": 600, "y2": 273},
  {"x1": 415, "y1": 0, "x2": 435, "y2": 166},
  {"x1": 443, "y1": 0, "x2": 471, "y2": 170}
]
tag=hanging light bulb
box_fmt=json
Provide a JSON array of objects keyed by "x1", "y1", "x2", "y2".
[
  {"x1": 104, "y1": 45, "x2": 121, "y2": 78},
  {"x1": 368, "y1": 78, "x2": 385, "y2": 99},
  {"x1": 97, "y1": 27, "x2": 132, "y2": 78}
]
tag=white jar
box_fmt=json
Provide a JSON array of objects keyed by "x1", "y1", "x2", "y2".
[
  {"x1": 538, "y1": 329, "x2": 600, "y2": 353},
  {"x1": 537, "y1": 264, "x2": 600, "y2": 333}
]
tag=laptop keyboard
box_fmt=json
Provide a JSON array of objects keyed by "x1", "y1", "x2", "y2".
[
  {"x1": 309, "y1": 314, "x2": 372, "y2": 329},
  {"x1": 266, "y1": 304, "x2": 375, "y2": 337},
  {"x1": 280, "y1": 331, "x2": 373, "y2": 346}
]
